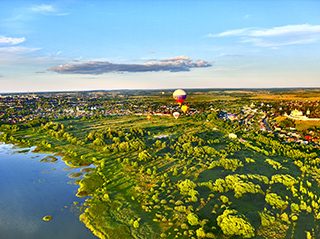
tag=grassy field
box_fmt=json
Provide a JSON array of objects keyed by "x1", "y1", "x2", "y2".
[
  {"x1": 275, "y1": 116, "x2": 320, "y2": 131},
  {"x1": 295, "y1": 120, "x2": 320, "y2": 131},
  {"x1": 250, "y1": 89, "x2": 320, "y2": 101}
]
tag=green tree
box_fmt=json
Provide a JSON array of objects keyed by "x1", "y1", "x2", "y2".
[
  {"x1": 187, "y1": 213, "x2": 199, "y2": 226},
  {"x1": 217, "y1": 209, "x2": 255, "y2": 238}
]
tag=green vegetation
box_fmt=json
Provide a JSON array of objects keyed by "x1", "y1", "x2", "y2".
[{"x1": 1, "y1": 89, "x2": 320, "y2": 239}]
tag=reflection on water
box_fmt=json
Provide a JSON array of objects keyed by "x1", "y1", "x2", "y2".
[{"x1": 0, "y1": 144, "x2": 96, "y2": 239}]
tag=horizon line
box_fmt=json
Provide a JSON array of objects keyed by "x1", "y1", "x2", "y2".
[{"x1": 1, "y1": 86, "x2": 320, "y2": 95}]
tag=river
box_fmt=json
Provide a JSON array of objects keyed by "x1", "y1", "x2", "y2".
[{"x1": 0, "y1": 143, "x2": 96, "y2": 239}]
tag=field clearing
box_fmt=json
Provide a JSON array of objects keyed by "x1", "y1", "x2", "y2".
[
  {"x1": 275, "y1": 116, "x2": 320, "y2": 130},
  {"x1": 251, "y1": 93, "x2": 320, "y2": 101},
  {"x1": 295, "y1": 120, "x2": 320, "y2": 131}
]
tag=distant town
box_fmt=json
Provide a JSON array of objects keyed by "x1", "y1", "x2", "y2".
[{"x1": 1, "y1": 90, "x2": 320, "y2": 147}]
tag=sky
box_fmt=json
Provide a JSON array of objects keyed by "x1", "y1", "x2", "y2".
[{"x1": 1, "y1": 0, "x2": 320, "y2": 92}]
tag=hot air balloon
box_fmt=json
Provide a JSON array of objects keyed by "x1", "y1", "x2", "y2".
[
  {"x1": 173, "y1": 89, "x2": 187, "y2": 105},
  {"x1": 181, "y1": 105, "x2": 189, "y2": 114},
  {"x1": 173, "y1": 112, "x2": 180, "y2": 119}
]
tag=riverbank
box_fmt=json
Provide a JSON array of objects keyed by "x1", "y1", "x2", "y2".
[{"x1": 0, "y1": 117, "x2": 162, "y2": 238}]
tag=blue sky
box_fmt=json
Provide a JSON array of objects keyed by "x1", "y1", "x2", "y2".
[{"x1": 1, "y1": 0, "x2": 320, "y2": 92}]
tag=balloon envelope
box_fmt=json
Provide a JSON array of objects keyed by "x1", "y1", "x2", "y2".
[
  {"x1": 173, "y1": 89, "x2": 187, "y2": 104},
  {"x1": 173, "y1": 112, "x2": 180, "y2": 119},
  {"x1": 181, "y1": 105, "x2": 189, "y2": 113}
]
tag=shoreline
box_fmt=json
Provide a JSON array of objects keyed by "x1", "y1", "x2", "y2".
[
  {"x1": 0, "y1": 138, "x2": 102, "y2": 238},
  {"x1": 0, "y1": 142, "x2": 97, "y2": 239}
]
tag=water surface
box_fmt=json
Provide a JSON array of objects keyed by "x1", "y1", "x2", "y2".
[{"x1": 0, "y1": 144, "x2": 96, "y2": 239}]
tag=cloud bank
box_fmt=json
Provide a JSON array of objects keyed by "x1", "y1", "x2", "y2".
[
  {"x1": 210, "y1": 24, "x2": 320, "y2": 47},
  {"x1": 49, "y1": 56, "x2": 212, "y2": 74}
]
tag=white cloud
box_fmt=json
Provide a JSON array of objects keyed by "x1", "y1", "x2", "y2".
[
  {"x1": 30, "y1": 4, "x2": 69, "y2": 16},
  {"x1": 0, "y1": 36, "x2": 25, "y2": 45},
  {"x1": 250, "y1": 24, "x2": 320, "y2": 37},
  {"x1": 241, "y1": 37, "x2": 317, "y2": 48},
  {"x1": 0, "y1": 46, "x2": 40, "y2": 54},
  {"x1": 0, "y1": 36, "x2": 41, "y2": 60},
  {"x1": 209, "y1": 24, "x2": 320, "y2": 47},
  {"x1": 213, "y1": 28, "x2": 252, "y2": 37},
  {"x1": 30, "y1": 4, "x2": 56, "y2": 13}
]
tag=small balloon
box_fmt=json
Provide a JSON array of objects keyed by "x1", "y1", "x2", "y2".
[
  {"x1": 181, "y1": 105, "x2": 189, "y2": 113},
  {"x1": 173, "y1": 112, "x2": 180, "y2": 119}
]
